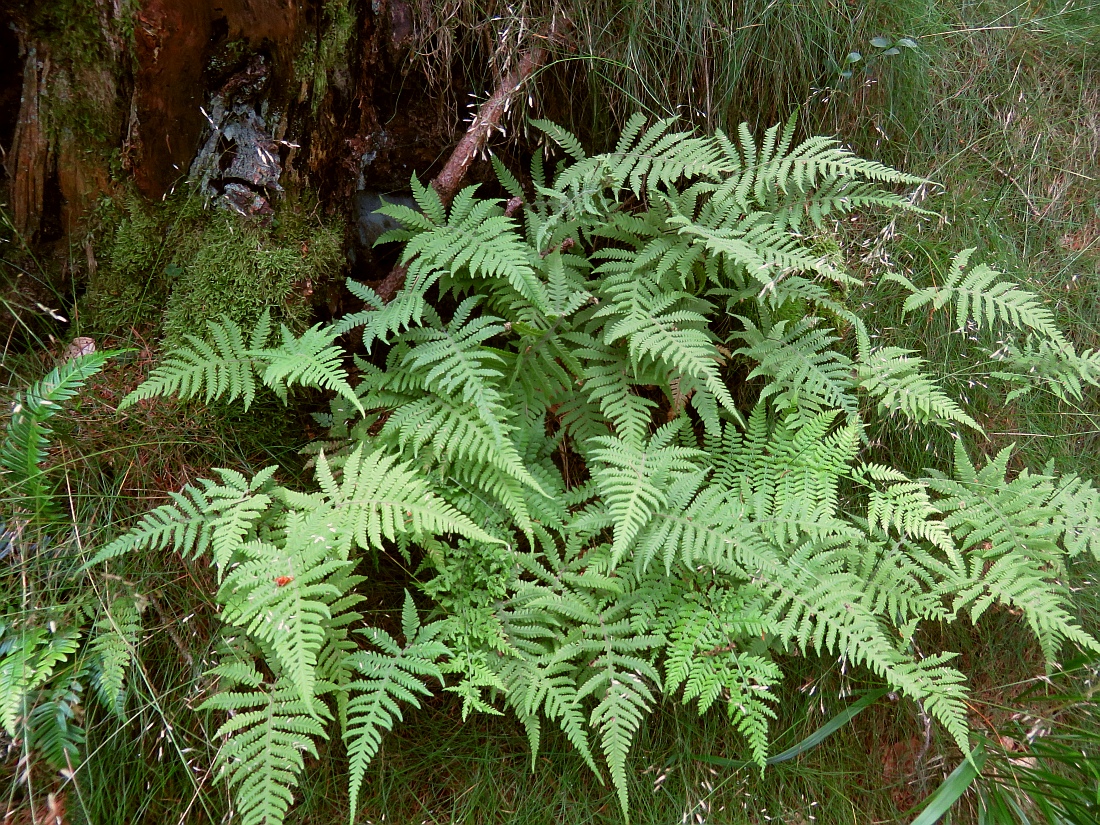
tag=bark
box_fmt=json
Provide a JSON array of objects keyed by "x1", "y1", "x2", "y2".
[
  {"x1": 6, "y1": 44, "x2": 48, "y2": 239},
  {"x1": 129, "y1": 0, "x2": 303, "y2": 199}
]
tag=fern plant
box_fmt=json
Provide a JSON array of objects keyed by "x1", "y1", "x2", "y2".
[
  {"x1": 1, "y1": 350, "x2": 145, "y2": 777},
  {"x1": 89, "y1": 116, "x2": 1100, "y2": 823}
]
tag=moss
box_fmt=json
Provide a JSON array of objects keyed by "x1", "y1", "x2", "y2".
[
  {"x1": 31, "y1": 0, "x2": 137, "y2": 141},
  {"x1": 161, "y1": 200, "x2": 344, "y2": 346},
  {"x1": 81, "y1": 190, "x2": 345, "y2": 343},
  {"x1": 294, "y1": 0, "x2": 357, "y2": 113},
  {"x1": 79, "y1": 193, "x2": 173, "y2": 333}
]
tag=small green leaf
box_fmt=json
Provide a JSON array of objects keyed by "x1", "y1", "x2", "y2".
[
  {"x1": 870, "y1": 36, "x2": 892, "y2": 49},
  {"x1": 898, "y1": 37, "x2": 919, "y2": 48},
  {"x1": 846, "y1": 51, "x2": 862, "y2": 63},
  {"x1": 884, "y1": 47, "x2": 901, "y2": 56}
]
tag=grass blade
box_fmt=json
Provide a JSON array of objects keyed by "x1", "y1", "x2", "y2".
[
  {"x1": 908, "y1": 746, "x2": 986, "y2": 825},
  {"x1": 693, "y1": 687, "x2": 890, "y2": 768}
]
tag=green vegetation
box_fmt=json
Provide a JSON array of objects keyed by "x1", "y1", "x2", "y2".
[
  {"x1": 81, "y1": 191, "x2": 344, "y2": 343},
  {"x1": 295, "y1": 0, "x2": 357, "y2": 112},
  {"x1": 2, "y1": 1, "x2": 1098, "y2": 823},
  {"x1": 70, "y1": 117, "x2": 1100, "y2": 824}
]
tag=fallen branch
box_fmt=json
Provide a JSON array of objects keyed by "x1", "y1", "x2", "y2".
[{"x1": 376, "y1": 26, "x2": 560, "y2": 302}]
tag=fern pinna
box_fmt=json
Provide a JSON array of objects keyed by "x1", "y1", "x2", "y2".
[{"x1": 89, "y1": 116, "x2": 1100, "y2": 823}]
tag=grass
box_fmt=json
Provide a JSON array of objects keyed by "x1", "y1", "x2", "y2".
[
  {"x1": 848, "y1": 0, "x2": 1100, "y2": 480},
  {"x1": 0, "y1": 322, "x2": 311, "y2": 824}
]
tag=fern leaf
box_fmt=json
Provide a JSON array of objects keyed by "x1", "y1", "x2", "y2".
[
  {"x1": 531, "y1": 119, "x2": 588, "y2": 162},
  {"x1": 261, "y1": 324, "x2": 363, "y2": 413},
  {"x1": 88, "y1": 596, "x2": 142, "y2": 715},
  {"x1": 203, "y1": 671, "x2": 330, "y2": 825},
  {"x1": 344, "y1": 592, "x2": 449, "y2": 819},
  {"x1": 858, "y1": 347, "x2": 980, "y2": 431},
  {"x1": 119, "y1": 315, "x2": 261, "y2": 410},
  {"x1": 733, "y1": 316, "x2": 858, "y2": 420},
  {"x1": 27, "y1": 681, "x2": 85, "y2": 769},
  {"x1": 0, "y1": 625, "x2": 81, "y2": 737},
  {"x1": 322, "y1": 447, "x2": 500, "y2": 551},
  {"x1": 218, "y1": 530, "x2": 348, "y2": 702},
  {"x1": 1, "y1": 350, "x2": 117, "y2": 515},
  {"x1": 588, "y1": 430, "x2": 706, "y2": 566},
  {"x1": 896, "y1": 249, "x2": 1067, "y2": 346}
]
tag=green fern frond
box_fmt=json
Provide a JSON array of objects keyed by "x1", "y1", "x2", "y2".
[
  {"x1": 27, "y1": 680, "x2": 85, "y2": 769},
  {"x1": 1048, "y1": 473, "x2": 1100, "y2": 560},
  {"x1": 261, "y1": 323, "x2": 363, "y2": 413},
  {"x1": 0, "y1": 624, "x2": 82, "y2": 737},
  {"x1": 400, "y1": 298, "x2": 511, "y2": 442},
  {"x1": 596, "y1": 275, "x2": 737, "y2": 419},
  {"x1": 88, "y1": 596, "x2": 142, "y2": 715},
  {"x1": 589, "y1": 428, "x2": 706, "y2": 566},
  {"x1": 119, "y1": 313, "x2": 362, "y2": 414},
  {"x1": 395, "y1": 186, "x2": 544, "y2": 309},
  {"x1": 925, "y1": 443, "x2": 1100, "y2": 659},
  {"x1": 1, "y1": 350, "x2": 118, "y2": 516},
  {"x1": 217, "y1": 531, "x2": 349, "y2": 703},
  {"x1": 364, "y1": 388, "x2": 544, "y2": 530},
  {"x1": 991, "y1": 338, "x2": 1100, "y2": 402},
  {"x1": 564, "y1": 333, "x2": 656, "y2": 447},
  {"x1": 318, "y1": 446, "x2": 501, "y2": 549},
  {"x1": 203, "y1": 669, "x2": 331, "y2": 825},
  {"x1": 344, "y1": 592, "x2": 449, "y2": 819},
  {"x1": 87, "y1": 469, "x2": 274, "y2": 566},
  {"x1": 575, "y1": 620, "x2": 662, "y2": 818},
  {"x1": 499, "y1": 655, "x2": 599, "y2": 775},
  {"x1": 336, "y1": 276, "x2": 436, "y2": 350},
  {"x1": 858, "y1": 347, "x2": 981, "y2": 431},
  {"x1": 531, "y1": 119, "x2": 589, "y2": 163},
  {"x1": 857, "y1": 463, "x2": 961, "y2": 570},
  {"x1": 733, "y1": 316, "x2": 858, "y2": 421},
  {"x1": 894, "y1": 249, "x2": 1067, "y2": 346},
  {"x1": 119, "y1": 315, "x2": 261, "y2": 410},
  {"x1": 661, "y1": 591, "x2": 779, "y2": 763}
]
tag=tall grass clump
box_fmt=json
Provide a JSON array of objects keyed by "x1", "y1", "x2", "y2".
[{"x1": 404, "y1": 0, "x2": 942, "y2": 148}]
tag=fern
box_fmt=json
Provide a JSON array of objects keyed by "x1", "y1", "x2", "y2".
[
  {"x1": 2, "y1": 350, "x2": 119, "y2": 518},
  {"x1": 892, "y1": 248, "x2": 1067, "y2": 346},
  {"x1": 857, "y1": 346, "x2": 981, "y2": 431},
  {"x1": 991, "y1": 337, "x2": 1100, "y2": 402},
  {"x1": 202, "y1": 665, "x2": 331, "y2": 825},
  {"x1": 925, "y1": 443, "x2": 1100, "y2": 661},
  {"x1": 217, "y1": 531, "x2": 348, "y2": 703},
  {"x1": 588, "y1": 425, "x2": 706, "y2": 565},
  {"x1": 89, "y1": 116, "x2": 1100, "y2": 824},
  {"x1": 27, "y1": 680, "x2": 85, "y2": 769},
  {"x1": 661, "y1": 590, "x2": 778, "y2": 764},
  {"x1": 733, "y1": 316, "x2": 858, "y2": 421},
  {"x1": 571, "y1": 601, "x2": 662, "y2": 817},
  {"x1": 88, "y1": 596, "x2": 142, "y2": 715},
  {"x1": 344, "y1": 592, "x2": 449, "y2": 818},
  {"x1": 119, "y1": 311, "x2": 362, "y2": 414},
  {"x1": 0, "y1": 625, "x2": 82, "y2": 738}
]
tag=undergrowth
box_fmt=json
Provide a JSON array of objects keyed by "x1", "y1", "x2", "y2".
[
  {"x1": 70, "y1": 116, "x2": 1100, "y2": 825},
  {"x1": 4, "y1": 2, "x2": 1098, "y2": 823}
]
